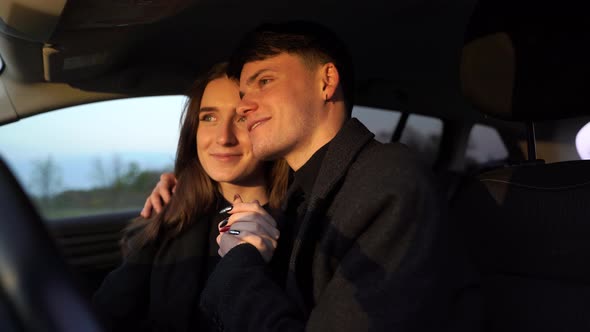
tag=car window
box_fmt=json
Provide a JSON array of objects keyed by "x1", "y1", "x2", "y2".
[
  {"x1": 0, "y1": 96, "x2": 185, "y2": 220},
  {"x1": 352, "y1": 105, "x2": 401, "y2": 143},
  {"x1": 518, "y1": 116, "x2": 590, "y2": 163},
  {"x1": 399, "y1": 114, "x2": 443, "y2": 166},
  {"x1": 576, "y1": 120, "x2": 590, "y2": 160},
  {"x1": 353, "y1": 107, "x2": 443, "y2": 165},
  {"x1": 465, "y1": 124, "x2": 509, "y2": 170}
]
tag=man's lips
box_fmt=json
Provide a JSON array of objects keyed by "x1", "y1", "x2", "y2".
[{"x1": 247, "y1": 117, "x2": 270, "y2": 132}]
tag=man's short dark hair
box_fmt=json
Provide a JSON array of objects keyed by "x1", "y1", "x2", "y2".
[{"x1": 228, "y1": 21, "x2": 355, "y2": 114}]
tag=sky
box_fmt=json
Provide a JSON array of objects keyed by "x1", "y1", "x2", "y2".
[
  {"x1": 0, "y1": 96, "x2": 186, "y2": 193},
  {"x1": 0, "y1": 96, "x2": 186, "y2": 158}
]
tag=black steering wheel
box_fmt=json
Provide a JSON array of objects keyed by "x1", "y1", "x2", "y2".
[{"x1": 0, "y1": 157, "x2": 103, "y2": 331}]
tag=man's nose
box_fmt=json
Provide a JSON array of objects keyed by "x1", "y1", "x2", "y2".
[
  {"x1": 237, "y1": 95, "x2": 258, "y2": 117},
  {"x1": 216, "y1": 121, "x2": 238, "y2": 145}
]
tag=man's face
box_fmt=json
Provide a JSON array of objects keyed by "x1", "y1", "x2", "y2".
[{"x1": 237, "y1": 53, "x2": 324, "y2": 166}]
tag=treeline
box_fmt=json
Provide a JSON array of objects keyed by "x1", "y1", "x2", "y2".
[{"x1": 30, "y1": 155, "x2": 170, "y2": 219}]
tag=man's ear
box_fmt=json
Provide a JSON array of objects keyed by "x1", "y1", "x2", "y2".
[{"x1": 320, "y1": 63, "x2": 340, "y2": 101}]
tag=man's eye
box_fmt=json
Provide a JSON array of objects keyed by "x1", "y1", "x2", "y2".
[
  {"x1": 200, "y1": 114, "x2": 215, "y2": 122},
  {"x1": 259, "y1": 78, "x2": 272, "y2": 86},
  {"x1": 236, "y1": 116, "x2": 247, "y2": 123}
]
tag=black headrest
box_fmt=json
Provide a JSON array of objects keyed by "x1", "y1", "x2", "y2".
[{"x1": 460, "y1": 1, "x2": 590, "y2": 122}]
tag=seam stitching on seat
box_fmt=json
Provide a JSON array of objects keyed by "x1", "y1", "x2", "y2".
[{"x1": 479, "y1": 178, "x2": 590, "y2": 191}]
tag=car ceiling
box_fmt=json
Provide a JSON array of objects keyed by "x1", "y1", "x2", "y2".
[{"x1": 0, "y1": 0, "x2": 481, "y2": 126}]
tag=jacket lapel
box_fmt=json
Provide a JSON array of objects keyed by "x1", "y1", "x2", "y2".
[{"x1": 286, "y1": 118, "x2": 374, "y2": 303}]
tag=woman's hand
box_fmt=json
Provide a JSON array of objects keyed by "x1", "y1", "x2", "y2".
[
  {"x1": 217, "y1": 195, "x2": 280, "y2": 262},
  {"x1": 140, "y1": 172, "x2": 177, "y2": 218}
]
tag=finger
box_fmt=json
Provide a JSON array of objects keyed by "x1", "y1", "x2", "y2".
[
  {"x1": 150, "y1": 191, "x2": 164, "y2": 213},
  {"x1": 224, "y1": 230, "x2": 277, "y2": 262},
  {"x1": 218, "y1": 231, "x2": 245, "y2": 257},
  {"x1": 228, "y1": 202, "x2": 277, "y2": 228},
  {"x1": 226, "y1": 211, "x2": 277, "y2": 233},
  {"x1": 158, "y1": 173, "x2": 176, "y2": 203},
  {"x1": 230, "y1": 220, "x2": 280, "y2": 240},
  {"x1": 140, "y1": 197, "x2": 153, "y2": 218},
  {"x1": 160, "y1": 172, "x2": 176, "y2": 183},
  {"x1": 159, "y1": 185, "x2": 172, "y2": 204}
]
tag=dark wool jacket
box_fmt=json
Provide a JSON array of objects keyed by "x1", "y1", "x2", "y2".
[
  {"x1": 200, "y1": 118, "x2": 468, "y2": 331},
  {"x1": 92, "y1": 203, "x2": 226, "y2": 332}
]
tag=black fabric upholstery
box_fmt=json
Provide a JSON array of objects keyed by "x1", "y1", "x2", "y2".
[
  {"x1": 452, "y1": 160, "x2": 590, "y2": 331},
  {"x1": 484, "y1": 274, "x2": 590, "y2": 332}
]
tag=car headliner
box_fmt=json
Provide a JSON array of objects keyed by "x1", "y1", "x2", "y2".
[{"x1": 0, "y1": 0, "x2": 480, "y2": 126}]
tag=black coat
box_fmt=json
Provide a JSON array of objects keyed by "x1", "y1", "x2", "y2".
[
  {"x1": 92, "y1": 207, "x2": 223, "y2": 332},
  {"x1": 200, "y1": 119, "x2": 470, "y2": 331}
]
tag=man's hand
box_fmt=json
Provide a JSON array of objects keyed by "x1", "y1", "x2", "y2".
[
  {"x1": 140, "y1": 172, "x2": 177, "y2": 218},
  {"x1": 217, "y1": 195, "x2": 280, "y2": 262}
]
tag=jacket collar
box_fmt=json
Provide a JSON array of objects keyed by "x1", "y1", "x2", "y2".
[
  {"x1": 309, "y1": 118, "x2": 375, "y2": 202},
  {"x1": 281, "y1": 118, "x2": 374, "y2": 212}
]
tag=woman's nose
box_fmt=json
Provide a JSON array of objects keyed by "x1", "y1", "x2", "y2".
[{"x1": 216, "y1": 121, "x2": 238, "y2": 146}]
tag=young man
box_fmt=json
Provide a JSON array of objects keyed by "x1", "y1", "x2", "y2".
[{"x1": 144, "y1": 21, "x2": 465, "y2": 332}]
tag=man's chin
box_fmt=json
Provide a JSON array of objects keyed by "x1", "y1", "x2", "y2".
[{"x1": 253, "y1": 144, "x2": 283, "y2": 162}]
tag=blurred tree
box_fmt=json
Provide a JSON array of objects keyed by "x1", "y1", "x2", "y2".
[
  {"x1": 30, "y1": 155, "x2": 62, "y2": 205},
  {"x1": 91, "y1": 157, "x2": 109, "y2": 188}
]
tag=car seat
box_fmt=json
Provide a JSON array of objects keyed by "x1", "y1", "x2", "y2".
[{"x1": 453, "y1": 1, "x2": 590, "y2": 331}]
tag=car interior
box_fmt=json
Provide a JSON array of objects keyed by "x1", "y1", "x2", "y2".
[
  {"x1": 0, "y1": 0, "x2": 588, "y2": 331},
  {"x1": 452, "y1": 2, "x2": 590, "y2": 331}
]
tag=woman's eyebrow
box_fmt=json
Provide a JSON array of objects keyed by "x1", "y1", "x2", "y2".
[{"x1": 199, "y1": 107, "x2": 218, "y2": 113}]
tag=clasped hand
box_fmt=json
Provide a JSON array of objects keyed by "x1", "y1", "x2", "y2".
[
  {"x1": 139, "y1": 173, "x2": 279, "y2": 263},
  {"x1": 217, "y1": 195, "x2": 280, "y2": 263}
]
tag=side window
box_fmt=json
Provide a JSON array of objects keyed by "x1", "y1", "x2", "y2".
[
  {"x1": 399, "y1": 114, "x2": 443, "y2": 166},
  {"x1": 576, "y1": 120, "x2": 590, "y2": 159},
  {"x1": 352, "y1": 107, "x2": 443, "y2": 165},
  {"x1": 465, "y1": 124, "x2": 509, "y2": 171},
  {"x1": 352, "y1": 105, "x2": 401, "y2": 143},
  {"x1": 0, "y1": 96, "x2": 186, "y2": 220},
  {"x1": 520, "y1": 116, "x2": 590, "y2": 163}
]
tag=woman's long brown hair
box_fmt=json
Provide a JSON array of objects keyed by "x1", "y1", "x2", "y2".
[{"x1": 123, "y1": 62, "x2": 290, "y2": 255}]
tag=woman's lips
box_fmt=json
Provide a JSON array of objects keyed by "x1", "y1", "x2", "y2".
[{"x1": 210, "y1": 153, "x2": 241, "y2": 161}]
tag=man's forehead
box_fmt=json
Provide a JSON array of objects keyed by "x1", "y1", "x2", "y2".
[
  {"x1": 241, "y1": 55, "x2": 281, "y2": 73},
  {"x1": 240, "y1": 53, "x2": 304, "y2": 81}
]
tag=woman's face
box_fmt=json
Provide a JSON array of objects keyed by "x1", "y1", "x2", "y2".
[{"x1": 197, "y1": 77, "x2": 265, "y2": 186}]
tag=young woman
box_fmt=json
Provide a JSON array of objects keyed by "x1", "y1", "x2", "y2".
[{"x1": 92, "y1": 62, "x2": 290, "y2": 332}]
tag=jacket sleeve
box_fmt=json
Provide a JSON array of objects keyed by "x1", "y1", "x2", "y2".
[
  {"x1": 199, "y1": 243, "x2": 306, "y2": 332},
  {"x1": 92, "y1": 249, "x2": 154, "y2": 332},
  {"x1": 199, "y1": 175, "x2": 455, "y2": 332},
  {"x1": 304, "y1": 174, "x2": 454, "y2": 331}
]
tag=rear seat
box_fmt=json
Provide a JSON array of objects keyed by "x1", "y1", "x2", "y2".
[{"x1": 452, "y1": 1, "x2": 590, "y2": 331}]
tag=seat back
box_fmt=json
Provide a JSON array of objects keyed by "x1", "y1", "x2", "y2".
[
  {"x1": 453, "y1": 162, "x2": 590, "y2": 331},
  {"x1": 454, "y1": 1, "x2": 590, "y2": 331}
]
